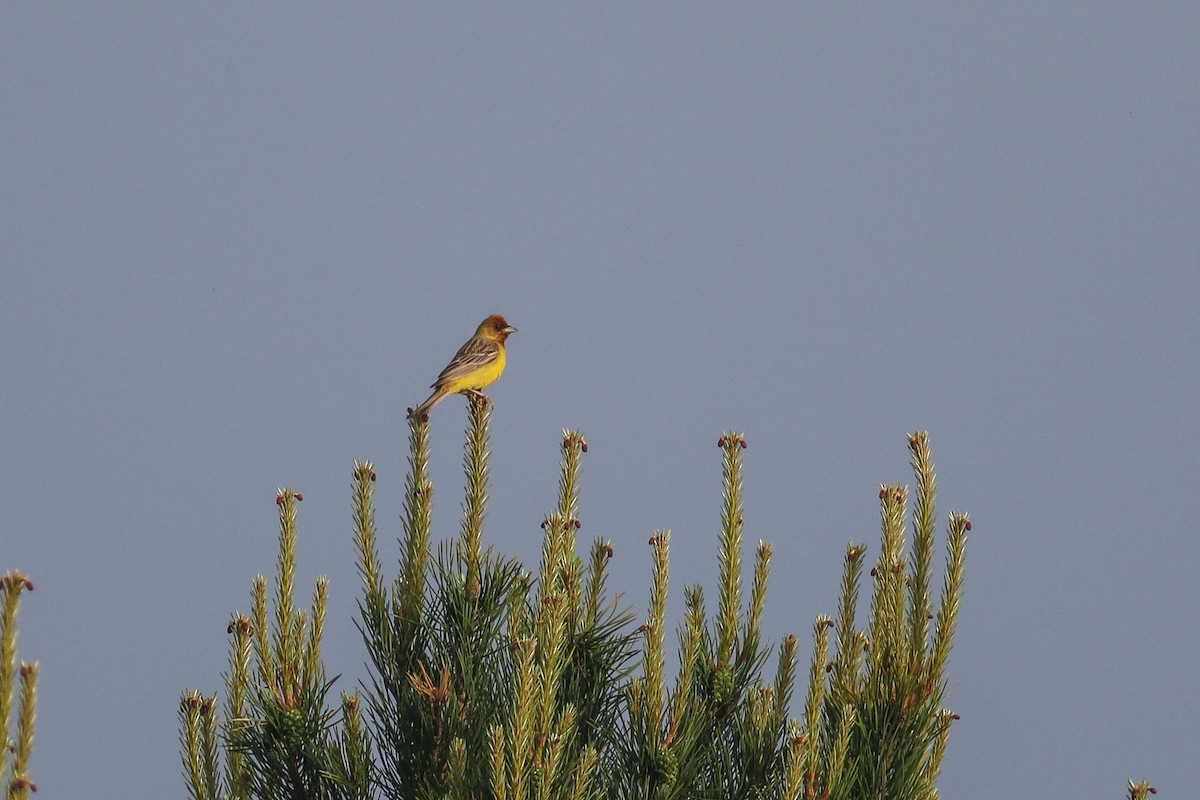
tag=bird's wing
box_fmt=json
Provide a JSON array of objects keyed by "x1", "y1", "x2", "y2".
[{"x1": 432, "y1": 336, "x2": 501, "y2": 387}]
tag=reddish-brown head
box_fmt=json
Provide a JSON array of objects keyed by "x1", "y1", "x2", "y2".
[{"x1": 478, "y1": 314, "x2": 517, "y2": 343}]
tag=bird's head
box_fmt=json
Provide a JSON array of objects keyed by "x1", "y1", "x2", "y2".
[{"x1": 478, "y1": 314, "x2": 517, "y2": 343}]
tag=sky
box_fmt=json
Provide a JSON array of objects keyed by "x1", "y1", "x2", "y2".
[{"x1": 3, "y1": 3, "x2": 1198, "y2": 797}]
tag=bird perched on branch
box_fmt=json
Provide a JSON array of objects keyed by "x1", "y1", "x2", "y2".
[{"x1": 407, "y1": 314, "x2": 517, "y2": 420}]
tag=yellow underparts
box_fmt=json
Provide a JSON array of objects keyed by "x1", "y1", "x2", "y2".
[{"x1": 443, "y1": 347, "x2": 506, "y2": 395}]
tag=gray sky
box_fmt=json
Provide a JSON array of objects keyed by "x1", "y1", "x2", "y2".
[{"x1": 3, "y1": 3, "x2": 1197, "y2": 797}]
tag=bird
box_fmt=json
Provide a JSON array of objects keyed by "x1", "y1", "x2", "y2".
[{"x1": 408, "y1": 314, "x2": 517, "y2": 419}]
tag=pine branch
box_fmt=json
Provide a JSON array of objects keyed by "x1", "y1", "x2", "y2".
[
  {"x1": 715, "y1": 433, "x2": 747, "y2": 669},
  {"x1": 1, "y1": 571, "x2": 37, "y2": 800},
  {"x1": 460, "y1": 393, "x2": 492, "y2": 582}
]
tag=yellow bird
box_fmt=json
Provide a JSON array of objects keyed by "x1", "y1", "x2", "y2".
[{"x1": 408, "y1": 315, "x2": 517, "y2": 419}]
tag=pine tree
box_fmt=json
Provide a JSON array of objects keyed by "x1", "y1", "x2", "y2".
[{"x1": 178, "y1": 401, "x2": 1140, "y2": 798}]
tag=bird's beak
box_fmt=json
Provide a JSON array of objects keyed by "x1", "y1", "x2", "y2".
[{"x1": 504, "y1": 326, "x2": 518, "y2": 334}]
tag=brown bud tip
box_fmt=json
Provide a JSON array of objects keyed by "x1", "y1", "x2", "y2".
[
  {"x1": 718, "y1": 436, "x2": 726, "y2": 447},
  {"x1": 227, "y1": 622, "x2": 235, "y2": 634},
  {"x1": 581, "y1": 441, "x2": 588, "y2": 452},
  {"x1": 346, "y1": 696, "x2": 358, "y2": 710},
  {"x1": 965, "y1": 520, "x2": 972, "y2": 531},
  {"x1": 870, "y1": 567, "x2": 878, "y2": 576},
  {"x1": 605, "y1": 545, "x2": 614, "y2": 558},
  {"x1": 573, "y1": 518, "x2": 581, "y2": 529},
  {"x1": 909, "y1": 434, "x2": 919, "y2": 450},
  {"x1": 637, "y1": 624, "x2": 648, "y2": 633},
  {"x1": 740, "y1": 438, "x2": 747, "y2": 449},
  {"x1": 649, "y1": 535, "x2": 657, "y2": 545},
  {"x1": 1149, "y1": 789, "x2": 1157, "y2": 795},
  {"x1": 879, "y1": 488, "x2": 887, "y2": 500},
  {"x1": 276, "y1": 495, "x2": 284, "y2": 505},
  {"x1": 951, "y1": 713, "x2": 960, "y2": 720},
  {"x1": 825, "y1": 619, "x2": 835, "y2": 628},
  {"x1": 540, "y1": 520, "x2": 547, "y2": 529},
  {"x1": 370, "y1": 471, "x2": 376, "y2": 481},
  {"x1": 23, "y1": 579, "x2": 33, "y2": 591},
  {"x1": 826, "y1": 663, "x2": 833, "y2": 673},
  {"x1": 892, "y1": 563, "x2": 902, "y2": 574},
  {"x1": 294, "y1": 493, "x2": 303, "y2": 501}
]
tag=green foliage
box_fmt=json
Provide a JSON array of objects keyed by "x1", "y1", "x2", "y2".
[
  {"x1": 818, "y1": 433, "x2": 971, "y2": 800},
  {"x1": 187, "y1": 398, "x2": 1108, "y2": 798},
  {"x1": 356, "y1": 398, "x2": 637, "y2": 800},
  {"x1": 1, "y1": 570, "x2": 37, "y2": 800},
  {"x1": 180, "y1": 490, "x2": 368, "y2": 800}
]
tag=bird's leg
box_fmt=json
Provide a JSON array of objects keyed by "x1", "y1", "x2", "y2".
[{"x1": 465, "y1": 389, "x2": 491, "y2": 408}]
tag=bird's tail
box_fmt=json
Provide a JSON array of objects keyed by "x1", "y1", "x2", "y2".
[{"x1": 407, "y1": 388, "x2": 446, "y2": 420}]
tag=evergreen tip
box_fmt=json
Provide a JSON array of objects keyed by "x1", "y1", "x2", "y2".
[
  {"x1": 908, "y1": 430, "x2": 930, "y2": 451},
  {"x1": 2, "y1": 570, "x2": 35, "y2": 592},
  {"x1": 561, "y1": 429, "x2": 589, "y2": 452}
]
